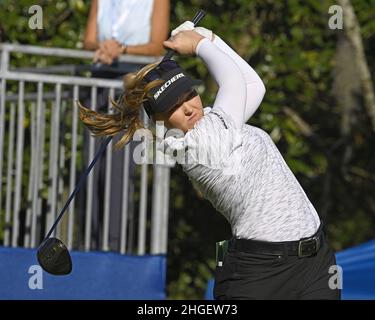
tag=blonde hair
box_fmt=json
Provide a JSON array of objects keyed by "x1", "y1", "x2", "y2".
[{"x1": 78, "y1": 61, "x2": 164, "y2": 149}]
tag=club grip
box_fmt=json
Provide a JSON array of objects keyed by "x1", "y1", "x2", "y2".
[
  {"x1": 163, "y1": 9, "x2": 206, "y2": 61},
  {"x1": 191, "y1": 9, "x2": 206, "y2": 26}
]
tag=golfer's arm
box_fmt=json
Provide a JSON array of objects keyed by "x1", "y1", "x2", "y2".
[
  {"x1": 212, "y1": 35, "x2": 266, "y2": 123},
  {"x1": 195, "y1": 38, "x2": 246, "y2": 129}
]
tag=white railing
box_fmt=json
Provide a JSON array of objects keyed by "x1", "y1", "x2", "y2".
[{"x1": 0, "y1": 43, "x2": 170, "y2": 255}]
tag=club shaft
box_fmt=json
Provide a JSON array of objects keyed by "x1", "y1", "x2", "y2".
[{"x1": 43, "y1": 136, "x2": 112, "y2": 241}]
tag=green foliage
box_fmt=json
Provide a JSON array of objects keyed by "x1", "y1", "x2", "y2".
[{"x1": 1, "y1": 0, "x2": 374, "y2": 299}]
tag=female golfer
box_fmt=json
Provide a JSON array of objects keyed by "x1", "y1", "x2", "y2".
[{"x1": 79, "y1": 23, "x2": 341, "y2": 300}]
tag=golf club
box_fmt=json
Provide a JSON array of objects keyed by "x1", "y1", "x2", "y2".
[
  {"x1": 37, "y1": 136, "x2": 112, "y2": 275},
  {"x1": 37, "y1": 9, "x2": 206, "y2": 276}
]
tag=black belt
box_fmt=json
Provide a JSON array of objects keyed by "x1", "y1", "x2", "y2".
[{"x1": 228, "y1": 222, "x2": 324, "y2": 258}]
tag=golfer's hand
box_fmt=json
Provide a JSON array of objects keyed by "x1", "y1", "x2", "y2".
[
  {"x1": 171, "y1": 21, "x2": 214, "y2": 41},
  {"x1": 163, "y1": 30, "x2": 204, "y2": 56}
]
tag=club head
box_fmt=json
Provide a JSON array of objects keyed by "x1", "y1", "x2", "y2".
[{"x1": 37, "y1": 237, "x2": 72, "y2": 275}]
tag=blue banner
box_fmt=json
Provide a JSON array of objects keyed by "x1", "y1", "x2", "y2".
[{"x1": 0, "y1": 247, "x2": 166, "y2": 300}]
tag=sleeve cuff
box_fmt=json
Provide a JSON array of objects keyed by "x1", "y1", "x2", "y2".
[{"x1": 195, "y1": 37, "x2": 211, "y2": 56}]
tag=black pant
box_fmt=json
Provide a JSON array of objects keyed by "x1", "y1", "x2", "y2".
[{"x1": 214, "y1": 233, "x2": 341, "y2": 300}]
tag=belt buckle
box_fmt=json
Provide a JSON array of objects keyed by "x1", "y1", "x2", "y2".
[{"x1": 298, "y1": 237, "x2": 319, "y2": 258}]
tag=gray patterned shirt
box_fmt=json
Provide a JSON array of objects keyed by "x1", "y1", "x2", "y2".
[
  {"x1": 159, "y1": 36, "x2": 320, "y2": 241},
  {"x1": 180, "y1": 106, "x2": 320, "y2": 241}
]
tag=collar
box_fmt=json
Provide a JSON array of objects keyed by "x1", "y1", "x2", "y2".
[
  {"x1": 157, "y1": 106, "x2": 212, "y2": 156},
  {"x1": 203, "y1": 106, "x2": 212, "y2": 116}
]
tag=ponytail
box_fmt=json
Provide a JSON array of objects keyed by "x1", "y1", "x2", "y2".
[{"x1": 79, "y1": 61, "x2": 164, "y2": 149}]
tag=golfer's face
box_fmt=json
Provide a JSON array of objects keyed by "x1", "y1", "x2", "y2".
[{"x1": 154, "y1": 93, "x2": 203, "y2": 133}]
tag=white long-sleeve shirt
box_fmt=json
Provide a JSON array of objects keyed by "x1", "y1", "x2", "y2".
[
  {"x1": 160, "y1": 37, "x2": 320, "y2": 241},
  {"x1": 201, "y1": 35, "x2": 266, "y2": 127}
]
